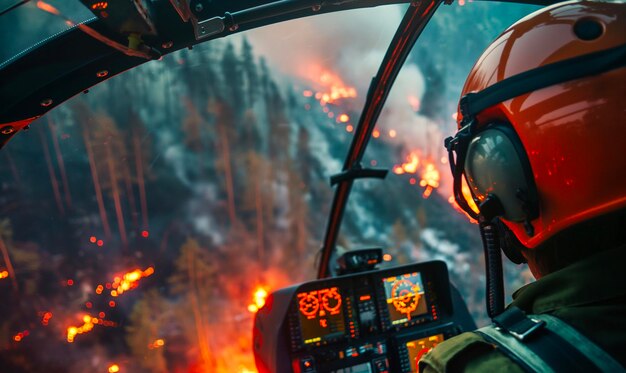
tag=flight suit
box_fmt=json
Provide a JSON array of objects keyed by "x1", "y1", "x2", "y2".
[{"x1": 419, "y1": 246, "x2": 626, "y2": 372}]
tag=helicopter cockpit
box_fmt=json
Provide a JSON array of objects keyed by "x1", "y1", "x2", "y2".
[{"x1": 0, "y1": 0, "x2": 560, "y2": 372}]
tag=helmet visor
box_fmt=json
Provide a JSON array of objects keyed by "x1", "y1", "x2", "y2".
[{"x1": 464, "y1": 126, "x2": 533, "y2": 222}]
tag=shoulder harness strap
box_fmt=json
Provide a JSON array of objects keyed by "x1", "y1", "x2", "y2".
[{"x1": 475, "y1": 307, "x2": 625, "y2": 373}]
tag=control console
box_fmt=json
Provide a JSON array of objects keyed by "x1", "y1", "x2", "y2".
[{"x1": 253, "y1": 260, "x2": 475, "y2": 373}]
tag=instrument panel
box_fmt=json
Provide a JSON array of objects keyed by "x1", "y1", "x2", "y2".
[{"x1": 253, "y1": 260, "x2": 475, "y2": 373}]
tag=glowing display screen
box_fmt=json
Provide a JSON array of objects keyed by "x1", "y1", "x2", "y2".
[
  {"x1": 382, "y1": 272, "x2": 428, "y2": 325},
  {"x1": 297, "y1": 287, "x2": 345, "y2": 344},
  {"x1": 406, "y1": 334, "x2": 445, "y2": 372}
]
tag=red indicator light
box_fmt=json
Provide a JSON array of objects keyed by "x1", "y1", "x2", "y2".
[
  {"x1": 67, "y1": 279, "x2": 74, "y2": 286},
  {"x1": 108, "y1": 301, "x2": 116, "y2": 307},
  {"x1": 359, "y1": 295, "x2": 371, "y2": 301},
  {"x1": 91, "y1": 1, "x2": 108, "y2": 10},
  {"x1": 89, "y1": 236, "x2": 97, "y2": 243},
  {"x1": 141, "y1": 230, "x2": 149, "y2": 238},
  {"x1": 97, "y1": 240, "x2": 104, "y2": 247}
]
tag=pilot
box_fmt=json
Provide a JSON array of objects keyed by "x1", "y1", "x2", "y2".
[{"x1": 420, "y1": 1, "x2": 626, "y2": 372}]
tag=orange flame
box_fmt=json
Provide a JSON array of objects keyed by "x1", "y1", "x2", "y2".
[
  {"x1": 302, "y1": 69, "x2": 357, "y2": 106},
  {"x1": 247, "y1": 286, "x2": 269, "y2": 313},
  {"x1": 393, "y1": 152, "x2": 420, "y2": 175},
  {"x1": 67, "y1": 314, "x2": 116, "y2": 342},
  {"x1": 110, "y1": 267, "x2": 154, "y2": 296},
  {"x1": 0, "y1": 270, "x2": 8, "y2": 279},
  {"x1": 67, "y1": 315, "x2": 96, "y2": 342},
  {"x1": 393, "y1": 153, "x2": 444, "y2": 199}
]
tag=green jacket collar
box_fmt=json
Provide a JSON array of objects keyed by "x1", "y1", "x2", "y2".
[{"x1": 511, "y1": 246, "x2": 626, "y2": 314}]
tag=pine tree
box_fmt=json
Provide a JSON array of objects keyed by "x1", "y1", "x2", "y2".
[
  {"x1": 126, "y1": 289, "x2": 170, "y2": 373},
  {"x1": 220, "y1": 42, "x2": 245, "y2": 117},
  {"x1": 169, "y1": 238, "x2": 217, "y2": 371},
  {"x1": 90, "y1": 114, "x2": 130, "y2": 247},
  {"x1": 240, "y1": 37, "x2": 260, "y2": 107}
]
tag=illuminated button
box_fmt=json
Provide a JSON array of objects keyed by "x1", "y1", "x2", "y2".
[
  {"x1": 300, "y1": 357, "x2": 315, "y2": 373},
  {"x1": 345, "y1": 347, "x2": 359, "y2": 358},
  {"x1": 376, "y1": 342, "x2": 386, "y2": 354}
]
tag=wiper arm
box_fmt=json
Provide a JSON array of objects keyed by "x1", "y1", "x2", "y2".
[
  {"x1": 190, "y1": 0, "x2": 411, "y2": 40},
  {"x1": 317, "y1": 0, "x2": 447, "y2": 279}
]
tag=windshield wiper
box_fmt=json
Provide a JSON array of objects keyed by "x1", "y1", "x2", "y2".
[
  {"x1": 316, "y1": 0, "x2": 566, "y2": 279},
  {"x1": 317, "y1": 0, "x2": 446, "y2": 279}
]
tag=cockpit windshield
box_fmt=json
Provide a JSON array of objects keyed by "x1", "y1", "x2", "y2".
[{"x1": 0, "y1": 1, "x2": 539, "y2": 372}]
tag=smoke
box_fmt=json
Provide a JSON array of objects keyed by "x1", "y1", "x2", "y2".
[{"x1": 241, "y1": 5, "x2": 452, "y2": 197}]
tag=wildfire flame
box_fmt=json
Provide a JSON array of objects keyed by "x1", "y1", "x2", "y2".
[
  {"x1": 67, "y1": 315, "x2": 96, "y2": 343},
  {"x1": 315, "y1": 70, "x2": 357, "y2": 105},
  {"x1": 393, "y1": 152, "x2": 420, "y2": 175},
  {"x1": 302, "y1": 68, "x2": 357, "y2": 108},
  {"x1": 110, "y1": 267, "x2": 154, "y2": 297},
  {"x1": 247, "y1": 286, "x2": 269, "y2": 313},
  {"x1": 393, "y1": 153, "x2": 442, "y2": 199},
  {"x1": 420, "y1": 163, "x2": 440, "y2": 198},
  {"x1": 67, "y1": 314, "x2": 116, "y2": 343}
]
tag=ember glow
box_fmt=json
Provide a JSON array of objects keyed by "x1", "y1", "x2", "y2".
[
  {"x1": 393, "y1": 153, "x2": 443, "y2": 199},
  {"x1": 110, "y1": 267, "x2": 154, "y2": 296},
  {"x1": 302, "y1": 67, "x2": 357, "y2": 110},
  {"x1": 41, "y1": 311, "x2": 53, "y2": 326},
  {"x1": 148, "y1": 338, "x2": 165, "y2": 349},
  {"x1": 247, "y1": 286, "x2": 269, "y2": 313},
  {"x1": 315, "y1": 70, "x2": 357, "y2": 105},
  {"x1": 13, "y1": 330, "x2": 29, "y2": 342},
  {"x1": 420, "y1": 163, "x2": 440, "y2": 198},
  {"x1": 393, "y1": 152, "x2": 420, "y2": 175},
  {"x1": 67, "y1": 315, "x2": 96, "y2": 343},
  {"x1": 0, "y1": 270, "x2": 8, "y2": 279},
  {"x1": 67, "y1": 314, "x2": 116, "y2": 343}
]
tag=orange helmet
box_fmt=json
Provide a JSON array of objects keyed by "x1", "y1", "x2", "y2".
[{"x1": 446, "y1": 1, "x2": 626, "y2": 249}]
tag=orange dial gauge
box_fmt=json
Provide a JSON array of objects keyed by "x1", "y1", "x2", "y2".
[
  {"x1": 298, "y1": 292, "x2": 319, "y2": 318},
  {"x1": 390, "y1": 279, "x2": 421, "y2": 320},
  {"x1": 321, "y1": 287, "x2": 342, "y2": 314}
]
